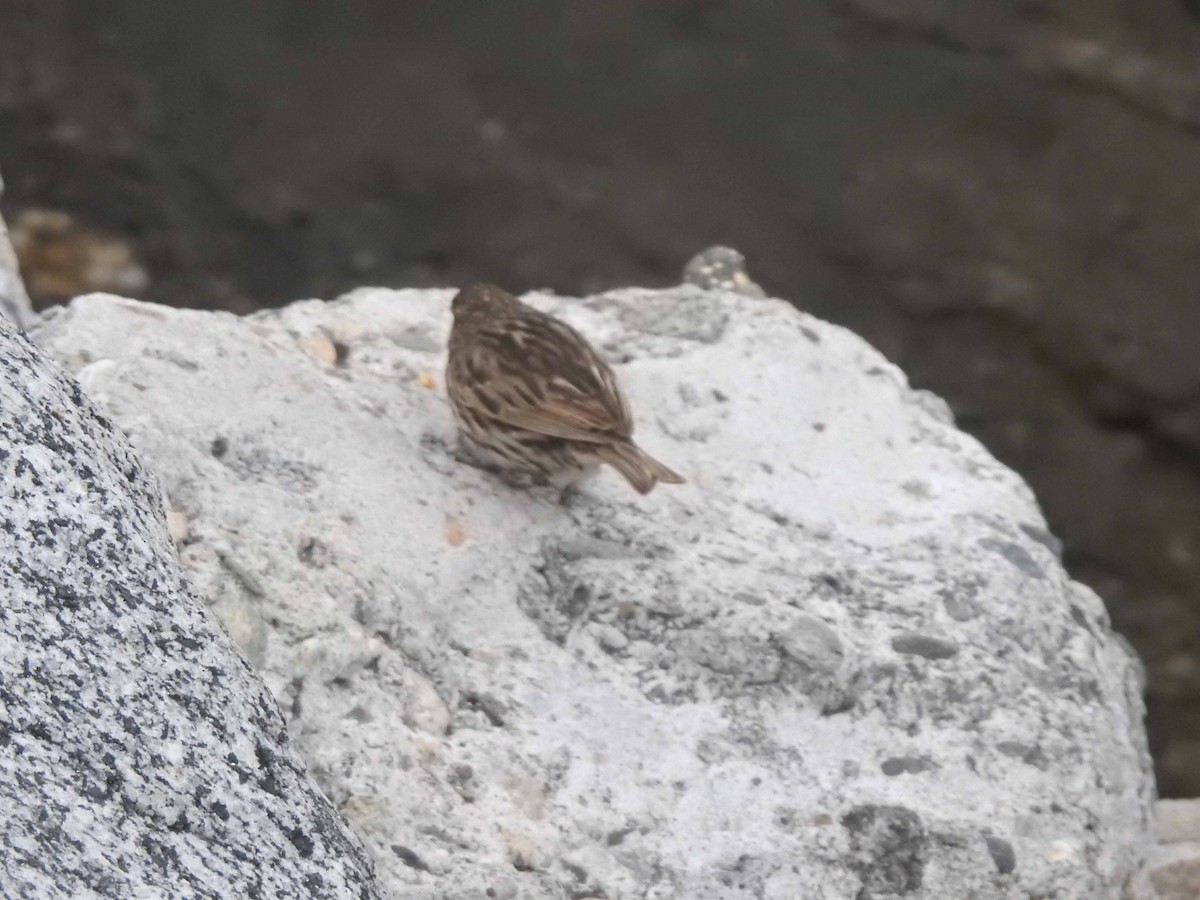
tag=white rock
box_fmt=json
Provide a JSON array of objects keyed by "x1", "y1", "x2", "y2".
[{"x1": 32, "y1": 285, "x2": 1155, "y2": 898}]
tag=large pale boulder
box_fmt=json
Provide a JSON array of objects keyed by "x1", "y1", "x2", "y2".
[
  {"x1": 32, "y1": 284, "x2": 1154, "y2": 898},
  {"x1": 0, "y1": 317, "x2": 384, "y2": 896}
]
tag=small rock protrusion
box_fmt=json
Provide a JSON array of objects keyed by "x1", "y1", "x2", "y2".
[
  {"x1": 299, "y1": 333, "x2": 339, "y2": 366},
  {"x1": 682, "y1": 246, "x2": 766, "y2": 297}
]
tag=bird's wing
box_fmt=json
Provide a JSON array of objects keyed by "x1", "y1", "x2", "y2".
[{"x1": 453, "y1": 312, "x2": 632, "y2": 443}]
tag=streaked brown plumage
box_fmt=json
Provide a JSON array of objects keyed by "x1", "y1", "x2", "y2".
[{"x1": 446, "y1": 284, "x2": 685, "y2": 495}]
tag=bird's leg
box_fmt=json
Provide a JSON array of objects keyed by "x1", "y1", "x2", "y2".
[{"x1": 555, "y1": 465, "x2": 600, "y2": 506}]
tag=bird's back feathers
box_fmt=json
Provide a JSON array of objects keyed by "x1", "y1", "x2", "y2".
[{"x1": 446, "y1": 283, "x2": 684, "y2": 494}]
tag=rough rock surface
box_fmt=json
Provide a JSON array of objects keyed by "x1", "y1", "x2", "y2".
[
  {"x1": 32, "y1": 285, "x2": 1155, "y2": 898},
  {"x1": 682, "y1": 247, "x2": 765, "y2": 298},
  {"x1": 0, "y1": 318, "x2": 383, "y2": 896},
  {"x1": 0, "y1": 170, "x2": 33, "y2": 329}
]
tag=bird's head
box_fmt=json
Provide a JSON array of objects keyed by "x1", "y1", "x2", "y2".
[{"x1": 451, "y1": 283, "x2": 522, "y2": 321}]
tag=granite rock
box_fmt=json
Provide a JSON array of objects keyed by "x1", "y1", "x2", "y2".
[
  {"x1": 32, "y1": 285, "x2": 1156, "y2": 898},
  {"x1": 0, "y1": 316, "x2": 382, "y2": 896}
]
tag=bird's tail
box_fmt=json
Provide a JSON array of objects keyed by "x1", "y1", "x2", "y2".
[{"x1": 596, "y1": 441, "x2": 686, "y2": 495}]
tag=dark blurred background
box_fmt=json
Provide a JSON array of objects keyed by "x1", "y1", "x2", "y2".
[{"x1": 2, "y1": 0, "x2": 1199, "y2": 795}]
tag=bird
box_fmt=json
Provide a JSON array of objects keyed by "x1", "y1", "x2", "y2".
[{"x1": 445, "y1": 283, "x2": 685, "y2": 495}]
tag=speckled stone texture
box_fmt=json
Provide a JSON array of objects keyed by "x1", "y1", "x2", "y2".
[
  {"x1": 0, "y1": 317, "x2": 383, "y2": 898},
  {"x1": 33, "y1": 286, "x2": 1156, "y2": 899}
]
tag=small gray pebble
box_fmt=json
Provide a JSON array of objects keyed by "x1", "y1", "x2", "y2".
[{"x1": 682, "y1": 246, "x2": 766, "y2": 297}]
